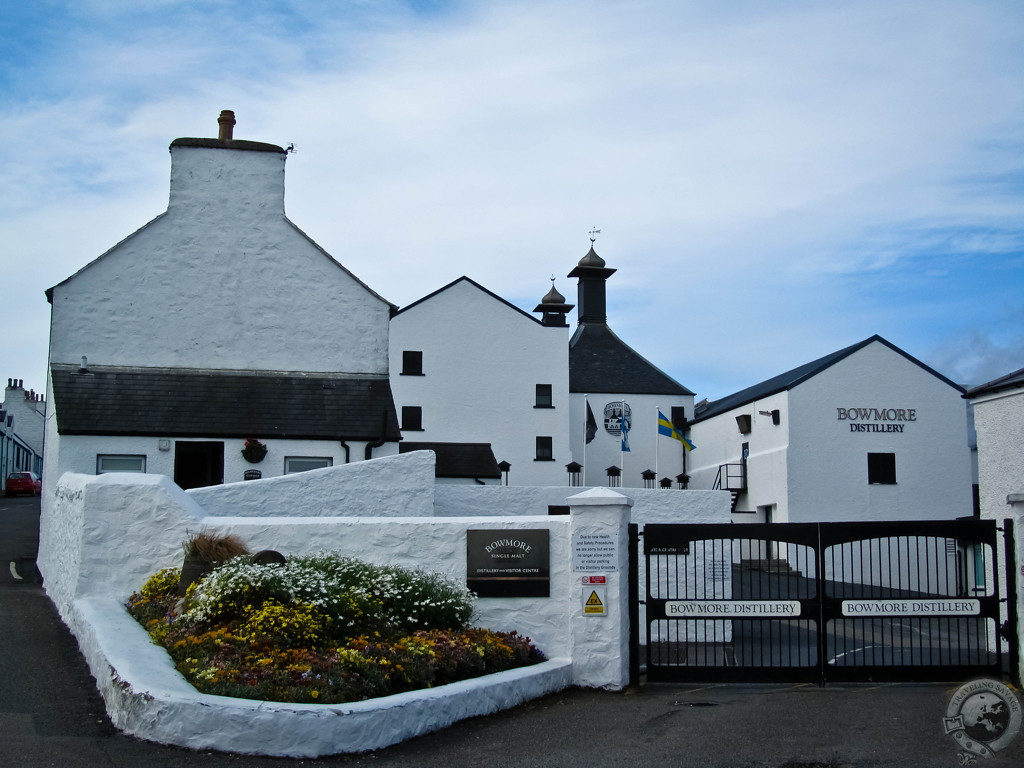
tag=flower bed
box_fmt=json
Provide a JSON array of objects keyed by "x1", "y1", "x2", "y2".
[{"x1": 127, "y1": 555, "x2": 545, "y2": 704}]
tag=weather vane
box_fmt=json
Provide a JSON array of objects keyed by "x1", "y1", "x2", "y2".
[{"x1": 588, "y1": 227, "x2": 601, "y2": 245}]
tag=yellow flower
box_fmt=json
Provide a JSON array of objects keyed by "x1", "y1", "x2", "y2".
[{"x1": 310, "y1": 690, "x2": 319, "y2": 699}]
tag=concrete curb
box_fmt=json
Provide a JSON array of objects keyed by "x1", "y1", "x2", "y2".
[{"x1": 65, "y1": 597, "x2": 573, "y2": 756}]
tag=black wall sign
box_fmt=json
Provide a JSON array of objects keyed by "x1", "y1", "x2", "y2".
[
  {"x1": 466, "y1": 529, "x2": 550, "y2": 598},
  {"x1": 243, "y1": 470, "x2": 262, "y2": 481}
]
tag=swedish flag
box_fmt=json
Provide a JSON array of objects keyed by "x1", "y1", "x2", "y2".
[{"x1": 658, "y1": 410, "x2": 695, "y2": 451}]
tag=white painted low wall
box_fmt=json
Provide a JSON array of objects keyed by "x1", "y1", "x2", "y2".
[
  {"x1": 433, "y1": 484, "x2": 730, "y2": 524},
  {"x1": 189, "y1": 450, "x2": 436, "y2": 518},
  {"x1": 38, "y1": 465, "x2": 632, "y2": 755}
]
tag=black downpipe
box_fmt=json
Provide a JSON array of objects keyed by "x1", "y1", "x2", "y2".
[
  {"x1": 339, "y1": 441, "x2": 350, "y2": 464},
  {"x1": 364, "y1": 411, "x2": 389, "y2": 460}
]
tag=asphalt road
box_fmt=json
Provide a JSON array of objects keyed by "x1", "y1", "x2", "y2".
[{"x1": 1, "y1": 495, "x2": 1021, "y2": 767}]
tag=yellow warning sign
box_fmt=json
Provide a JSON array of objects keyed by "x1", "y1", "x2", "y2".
[{"x1": 583, "y1": 585, "x2": 607, "y2": 615}]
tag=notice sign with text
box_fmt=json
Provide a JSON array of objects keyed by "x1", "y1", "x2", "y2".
[
  {"x1": 664, "y1": 600, "x2": 801, "y2": 618},
  {"x1": 466, "y1": 529, "x2": 550, "y2": 597},
  {"x1": 572, "y1": 530, "x2": 619, "y2": 573},
  {"x1": 841, "y1": 599, "x2": 979, "y2": 617}
]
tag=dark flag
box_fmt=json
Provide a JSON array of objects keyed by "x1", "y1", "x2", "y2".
[{"x1": 585, "y1": 401, "x2": 598, "y2": 444}]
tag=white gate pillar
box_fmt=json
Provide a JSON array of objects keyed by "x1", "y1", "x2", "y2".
[{"x1": 567, "y1": 487, "x2": 633, "y2": 690}]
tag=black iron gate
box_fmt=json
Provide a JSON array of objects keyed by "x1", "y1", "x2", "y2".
[{"x1": 638, "y1": 518, "x2": 1017, "y2": 685}]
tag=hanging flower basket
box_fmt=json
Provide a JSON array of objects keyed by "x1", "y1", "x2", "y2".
[{"x1": 241, "y1": 438, "x2": 268, "y2": 464}]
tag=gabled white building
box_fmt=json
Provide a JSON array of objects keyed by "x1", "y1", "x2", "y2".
[
  {"x1": 389, "y1": 276, "x2": 571, "y2": 485},
  {"x1": 687, "y1": 335, "x2": 973, "y2": 522},
  {"x1": 42, "y1": 112, "x2": 400, "y2": 508}
]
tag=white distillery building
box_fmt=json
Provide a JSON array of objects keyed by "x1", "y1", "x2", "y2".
[
  {"x1": 389, "y1": 276, "x2": 571, "y2": 485},
  {"x1": 1, "y1": 378, "x2": 45, "y2": 487},
  {"x1": 566, "y1": 247, "x2": 694, "y2": 489},
  {"x1": 686, "y1": 335, "x2": 973, "y2": 522},
  {"x1": 42, "y1": 112, "x2": 400, "y2": 511},
  {"x1": 966, "y1": 366, "x2": 1024, "y2": 520}
]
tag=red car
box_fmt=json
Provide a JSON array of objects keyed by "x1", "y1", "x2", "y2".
[{"x1": 5, "y1": 471, "x2": 41, "y2": 496}]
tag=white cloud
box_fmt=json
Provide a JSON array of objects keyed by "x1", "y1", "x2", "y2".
[{"x1": 2, "y1": 0, "x2": 1023, "y2": 397}]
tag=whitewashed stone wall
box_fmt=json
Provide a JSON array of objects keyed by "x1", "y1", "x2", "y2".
[
  {"x1": 389, "y1": 278, "x2": 570, "y2": 485},
  {"x1": 39, "y1": 458, "x2": 664, "y2": 753},
  {"x1": 433, "y1": 483, "x2": 729, "y2": 524},
  {"x1": 189, "y1": 450, "x2": 435, "y2": 517},
  {"x1": 570, "y1": 392, "x2": 693, "y2": 489},
  {"x1": 48, "y1": 145, "x2": 391, "y2": 375}
]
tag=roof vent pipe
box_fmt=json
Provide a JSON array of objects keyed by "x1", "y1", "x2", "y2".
[
  {"x1": 218, "y1": 109, "x2": 236, "y2": 141},
  {"x1": 79, "y1": 356, "x2": 89, "y2": 373}
]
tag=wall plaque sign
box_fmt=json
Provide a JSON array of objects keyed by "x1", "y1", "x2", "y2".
[
  {"x1": 572, "y1": 530, "x2": 619, "y2": 572},
  {"x1": 466, "y1": 529, "x2": 550, "y2": 597},
  {"x1": 243, "y1": 469, "x2": 262, "y2": 481},
  {"x1": 603, "y1": 401, "x2": 631, "y2": 435}
]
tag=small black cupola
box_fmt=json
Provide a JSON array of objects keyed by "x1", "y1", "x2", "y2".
[
  {"x1": 533, "y1": 280, "x2": 574, "y2": 327},
  {"x1": 567, "y1": 246, "x2": 616, "y2": 325}
]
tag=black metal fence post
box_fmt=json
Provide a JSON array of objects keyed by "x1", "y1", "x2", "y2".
[{"x1": 1003, "y1": 518, "x2": 1020, "y2": 684}]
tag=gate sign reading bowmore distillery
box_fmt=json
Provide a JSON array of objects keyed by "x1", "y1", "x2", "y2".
[{"x1": 466, "y1": 529, "x2": 550, "y2": 597}]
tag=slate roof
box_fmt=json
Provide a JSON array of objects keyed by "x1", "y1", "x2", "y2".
[
  {"x1": 569, "y1": 323, "x2": 693, "y2": 395},
  {"x1": 690, "y1": 335, "x2": 964, "y2": 424},
  {"x1": 964, "y1": 366, "x2": 1024, "y2": 399},
  {"x1": 399, "y1": 442, "x2": 501, "y2": 479},
  {"x1": 49, "y1": 365, "x2": 400, "y2": 441}
]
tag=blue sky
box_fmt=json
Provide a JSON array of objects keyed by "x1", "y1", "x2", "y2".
[{"x1": 2, "y1": 1, "x2": 1023, "y2": 400}]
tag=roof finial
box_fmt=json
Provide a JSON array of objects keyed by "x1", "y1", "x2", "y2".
[{"x1": 588, "y1": 226, "x2": 601, "y2": 245}]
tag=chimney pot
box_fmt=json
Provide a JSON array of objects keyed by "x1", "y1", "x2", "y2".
[
  {"x1": 80, "y1": 356, "x2": 89, "y2": 373},
  {"x1": 218, "y1": 109, "x2": 236, "y2": 141}
]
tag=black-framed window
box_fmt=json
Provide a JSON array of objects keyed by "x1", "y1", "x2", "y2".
[
  {"x1": 401, "y1": 405, "x2": 423, "y2": 431},
  {"x1": 97, "y1": 454, "x2": 146, "y2": 474},
  {"x1": 535, "y1": 436, "x2": 553, "y2": 461},
  {"x1": 284, "y1": 456, "x2": 333, "y2": 474},
  {"x1": 401, "y1": 350, "x2": 423, "y2": 375},
  {"x1": 867, "y1": 452, "x2": 896, "y2": 485},
  {"x1": 535, "y1": 384, "x2": 553, "y2": 408}
]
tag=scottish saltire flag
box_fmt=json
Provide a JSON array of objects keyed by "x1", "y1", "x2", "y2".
[
  {"x1": 658, "y1": 410, "x2": 695, "y2": 451},
  {"x1": 620, "y1": 410, "x2": 631, "y2": 452}
]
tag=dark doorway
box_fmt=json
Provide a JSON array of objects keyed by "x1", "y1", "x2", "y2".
[{"x1": 174, "y1": 441, "x2": 224, "y2": 490}]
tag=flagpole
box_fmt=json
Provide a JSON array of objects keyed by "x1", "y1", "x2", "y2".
[
  {"x1": 620, "y1": 400, "x2": 627, "y2": 480},
  {"x1": 655, "y1": 404, "x2": 659, "y2": 479}
]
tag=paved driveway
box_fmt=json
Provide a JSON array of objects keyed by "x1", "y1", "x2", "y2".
[{"x1": 1, "y1": 495, "x2": 1020, "y2": 767}]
